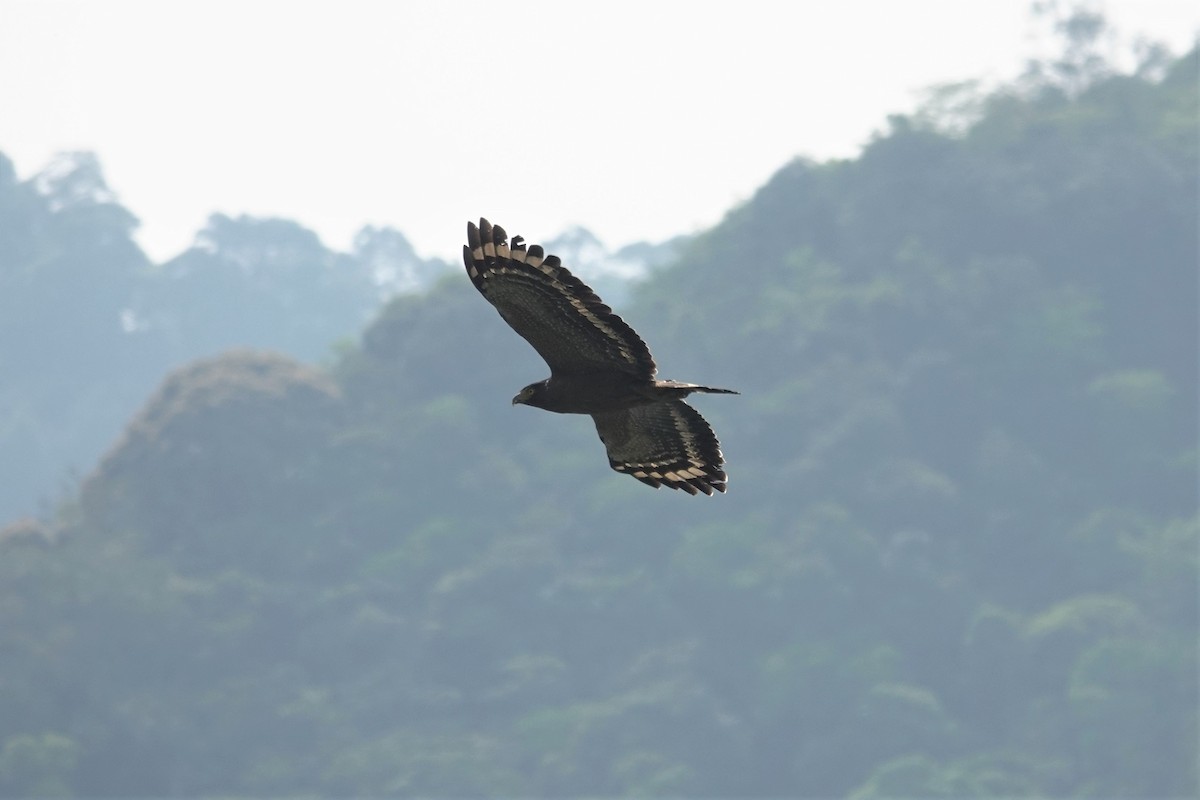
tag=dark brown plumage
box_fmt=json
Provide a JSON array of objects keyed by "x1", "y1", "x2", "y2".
[{"x1": 463, "y1": 218, "x2": 736, "y2": 495}]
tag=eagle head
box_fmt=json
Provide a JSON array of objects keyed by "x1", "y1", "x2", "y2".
[{"x1": 512, "y1": 381, "x2": 547, "y2": 407}]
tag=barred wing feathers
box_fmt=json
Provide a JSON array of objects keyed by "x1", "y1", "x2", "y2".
[
  {"x1": 463, "y1": 218, "x2": 656, "y2": 379},
  {"x1": 592, "y1": 401, "x2": 728, "y2": 495}
]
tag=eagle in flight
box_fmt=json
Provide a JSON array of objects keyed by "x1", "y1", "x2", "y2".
[{"x1": 464, "y1": 218, "x2": 736, "y2": 495}]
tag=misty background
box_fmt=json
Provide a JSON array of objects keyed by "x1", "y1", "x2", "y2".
[{"x1": 0, "y1": 3, "x2": 1197, "y2": 798}]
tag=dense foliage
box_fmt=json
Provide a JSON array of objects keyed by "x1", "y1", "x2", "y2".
[
  {"x1": 1, "y1": 39, "x2": 1195, "y2": 798},
  {"x1": 0, "y1": 166, "x2": 449, "y2": 524}
]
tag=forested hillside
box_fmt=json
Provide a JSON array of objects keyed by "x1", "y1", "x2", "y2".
[
  {"x1": 0, "y1": 39, "x2": 1195, "y2": 799},
  {"x1": 0, "y1": 158, "x2": 449, "y2": 524}
]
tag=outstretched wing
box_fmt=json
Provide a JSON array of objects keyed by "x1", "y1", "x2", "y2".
[
  {"x1": 592, "y1": 401, "x2": 728, "y2": 495},
  {"x1": 463, "y1": 218, "x2": 656, "y2": 379}
]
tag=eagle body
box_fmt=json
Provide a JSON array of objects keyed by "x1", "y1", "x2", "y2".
[
  {"x1": 464, "y1": 218, "x2": 736, "y2": 495},
  {"x1": 515, "y1": 377, "x2": 736, "y2": 415}
]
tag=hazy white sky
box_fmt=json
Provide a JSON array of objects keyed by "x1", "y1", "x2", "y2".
[{"x1": 2, "y1": 0, "x2": 1196, "y2": 262}]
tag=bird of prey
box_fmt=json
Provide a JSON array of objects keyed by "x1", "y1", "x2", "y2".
[{"x1": 463, "y1": 218, "x2": 736, "y2": 495}]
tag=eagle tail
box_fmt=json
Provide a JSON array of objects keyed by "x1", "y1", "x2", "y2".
[{"x1": 654, "y1": 380, "x2": 739, "y2": 397}]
